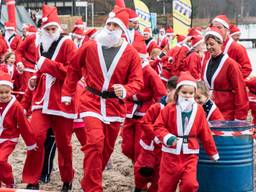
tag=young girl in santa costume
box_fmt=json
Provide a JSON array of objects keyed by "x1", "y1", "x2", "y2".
[
  {"x1": 133, "y1": 76, "x2": 178, "y2": 192},
  {"x1": 195, "y1": 81, "x2": 224, "y2": 121},
  {"x1": 0, "y1": 72, "x2": 37, "y2": 188},
  {"x1": 154, "y1": 72, "x2": 219, "y2": 192}
]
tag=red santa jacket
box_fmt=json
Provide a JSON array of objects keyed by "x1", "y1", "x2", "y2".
[
  {"x1": 0, "y1": 95, "x2": 36, "y2": 150},
  {"x1": 202, "y1": 99, "x2": 224, "y2": 121},
  {"x1": 30, "y1": 36, "x2": 77, "y2": 119},
  {"x1": 5, "y1": 34, "x2": 22, "y2": 51},
  {"x1": 154, "y1": 102, "x2": 219, "y2": 159},
  {"x1": 126, "y1": 61, "x2": 166, "y2": 118},
  {"x1": 223, "y1": 37, "x2": 252, "y2": 78},
  {"x1": 62, "y1": 40, "x2": 143, "y2": 123},
  {"x1": 0, "y1": 35, "x2": 8, "y2": 59},
  {"x1": 16, "y1": 34, "x2": 38, "y2": 73},
  {"x1": 202, "y1": 53, "x2": 249, "y2": 120},
  {"x1": 159, "y1": 36, "x2": 170, "y2": 50},
  {"x1": 183, "y1": 51, "x2": 202, "y2": 80},
  {"x1": 145, "y1": 37, "x2": 158, "y2": 55}
]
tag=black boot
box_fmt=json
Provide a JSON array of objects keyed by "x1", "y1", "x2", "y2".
[
  {"x1": 26, "y1": 183, "x2": 39, "y2": 190},
  {"x1": 61, "y1": 182, "x2": 72, "y2": 192}
]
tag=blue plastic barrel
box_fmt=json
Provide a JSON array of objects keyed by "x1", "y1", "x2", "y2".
[{"x1": 197, "y1": 121, "x2": 254, "y2": 192}]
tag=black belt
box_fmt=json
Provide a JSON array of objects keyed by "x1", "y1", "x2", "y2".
[
  {"x1": 86, "y1": 86, "x2": 117, "y2": 99},
  {"x1": 177, "y1": 135, "x2": 195, "y2": 143},
  {"x1": 134, "y1": 100, "x2": 143, "y2": 106}
]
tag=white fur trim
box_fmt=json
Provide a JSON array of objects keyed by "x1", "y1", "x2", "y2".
[
  {"x1": 61, "y1": 96, "x2": 72, "y2": 103},
  {"x1": 5, "y1": 27, "x2": 15, "y2": 30},
  {"x1": 0, "y1": 80, "x2": 13, "y2": 89},
  {"x1": 230, "y1": 31, "x2": 241, "y2": 37},
  {"x1": 42, "y1": 22, "x2": 61, "y2": 29},
  {"x1": 106, "y1": 17, "x2": 127, "y2": 33},
  {"x1": 163, "y1": 133, "x2": 176, "y2": 146},
  {"x1": 213, "y1": 18, "x2": 229, "y2": 29},
  {"x1": 191, "y1": 39, "x2": 204, "y2": 49},
  {"x1": 212, "y1": 153, "x2": 220, "y2": 161},
  {"x1": 42, "y1": 17, "x2": 48, "y2": 22},
  {"x1": 132, "y1": 95, "x2": 138, "y2": 101},
  {"x1": 205, "y1": 31, "x2": 223, "y2": 43},
  {"x1": 74, "y1": 24, "x2": 84, "y2": 28},
  {"x1": 177, "y1": 80, "x2": 197, "y2": 89},
  {"x1": 27, "y1": 143, "x2": 37, "y2": 151},
  {"x1": 37, "y1": 56, "x2": 46, "y2": 70},
  {"x1": 6, "y1": 0, "x2": 15, "y2": 5},
  {"x1": 139, "y1": 139, "x2": 154, "y2": 151},
  {"x1": 129, "y1": 17, "x2": 139, "y2": 22}
]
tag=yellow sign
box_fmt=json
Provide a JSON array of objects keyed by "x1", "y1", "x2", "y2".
[
  {"x1": 173, "y1": 0, "x2": 192, "y2": 35},
  {"x1": 133, "y1": 0, "x2": 151, "y2": 32}
]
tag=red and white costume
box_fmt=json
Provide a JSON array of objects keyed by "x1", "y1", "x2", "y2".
[
  {"x1": 0, "y1": 35, "x2": 8, "y2": 60},
  {"x1": 0, "y1": 73, "x2": 36, "y2": 187},
  {"x1": 159, "y1": 28, "x2": 174, "y2": 50},
  {"x1": 143, "y1": 28, "x2": 158, "y2": 55},
  {"x1": 246, "y1": 77, "x2": 256, "y2": 125},
  {"x1": 4, "y1": 22, "x2": 22, "y2": 51},
  {"x1": 122, "y1": 58, "x2": 166, "y2": 161},
  {"x1": 202, "y1": 99, "x2": 224, "y2": 121},
  {"x1": 61, "y1": 6, "x2": 144, "y2": 192},
  {"x1": 202, "y1": 52, "x2": 249, "y2": 120},
  {"x1": 22, "y1": 4, "x2": 77, "y2": 185},
  {"x1": 15, "y1": 33, "x2": 39, "y2": 92},
  {"x1": 0, "y1": 63, "x2": 21, "y2": 91}
]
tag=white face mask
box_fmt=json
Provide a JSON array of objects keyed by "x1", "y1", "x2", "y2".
[
  {"x1": 95, "y1": 27, "x2": 122, "y2": 48},
  {"x1": 178, "y1": 95, "x2": 195, "y2": 112}
]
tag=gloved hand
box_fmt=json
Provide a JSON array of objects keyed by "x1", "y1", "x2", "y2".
[{"x1": 166, "y1": 136, "x2": 177, "y2": 146}]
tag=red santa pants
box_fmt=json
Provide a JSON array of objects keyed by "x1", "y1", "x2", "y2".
[
  {"x1": 249, "y1": 102, "x2": 256, "y2": 125},
  {"x1": 121, "y1": 118, "x2": 142, "y2": 162},
  {"x1": 73, "y1": 127, "x2": 87, "y2": 146},
  {"x1": 158, "y1": 153, "x2": 199, "y2": 192},
  {"x1": 0, "y1": 141, "x2": 16, "y2": 187},
  {"x1": 134, "y1": 145, "x2": 161, "y2": 192},
  {"x1": 22, "y1": 110, "x2": 74, "y2": 184},
  {"x1": 80, "y1": 117, "x2": 121, "y2": 192}
]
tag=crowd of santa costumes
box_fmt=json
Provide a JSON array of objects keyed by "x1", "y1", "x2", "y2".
[{"x1": 0, "y1": 2, "x2": 256, "y2": 192}]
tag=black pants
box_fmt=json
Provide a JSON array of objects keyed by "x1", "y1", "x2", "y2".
[{"x1": 40, "y1": 128, "x2": 56, "y2": 182}]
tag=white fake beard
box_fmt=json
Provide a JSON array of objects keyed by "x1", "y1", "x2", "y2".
[
  {"x1": 40, "y1": 29, "x2": 61, "y2": 52},
  {"x1": 178, "y1": 95, "x2": 195, "y2": 112},
  {"x1": 95, "y1": 27, "x2": 122, "y2": 48},
  {"x1": 5, "y1": 31, "x2": 15, "y2": 42}
]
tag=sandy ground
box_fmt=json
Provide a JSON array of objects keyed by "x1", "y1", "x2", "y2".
[{"x1": 10, "y1": 135, "x2": 135, "y2": 192}]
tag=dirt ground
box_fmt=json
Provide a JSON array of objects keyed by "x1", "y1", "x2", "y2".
[{"x1": 10, "y1": 136, "x2": 135, "y2": 192}]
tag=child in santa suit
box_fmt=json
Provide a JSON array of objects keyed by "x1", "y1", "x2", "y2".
[
  {"x1": 154, "y1": 72, "x2": 219, "y2": 192},
  {"x1": 0, "y1": 72, "x2": 37, "y2": 188},
  {"x1": 195, "y1": 81, "x2": 224, "y2": 121},
  {"x1": 133, "y1": 76, "x2": 178, "y2": 192}
]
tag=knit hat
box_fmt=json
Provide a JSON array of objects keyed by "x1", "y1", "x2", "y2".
[
  {"x1": 166, "y1": 27, "x2": 174, "y2": 36},
  {"x1": 212, "y1": 15, "x2": 230, "y2": 29},
  {"x1": 191, "y1": 35, "x2": 204, "y2": 49},
  {"x1": 205, "y1": 26, "x2": 224, "y2": 43},
  {"x1": 84, "y1": 28, "x2": 97, "y2": 38},
  {"x1": 74, "y1": 18, "x2": 84, "y2": 29},
  {"x1": 41, "y1": 4, "x2": 61, "y2": 29},
  {"x1": 4, "y1": 21, "x2": 15, "y2": 30},
  {"x1": 106, "y1": 6, "x2": 130, "y2": 33},
  {"x1": 0, "y1": 72, "x2": 13, "y2": 89},
  {"x1": 27, "y1": 25, "x2": 37, "y2": 34},
  {"x1": 177, "y1": 72, "x2": 197, "y2": 89},
  {"x1": 187, "y1": 27, "x2": 202, "y2": 37},
  {"x1": 127, "y1": 8, "x2": 139, "y2": 22},
  {"x1": 230, "y1": 24, "x2": 241, "y2": 36}
]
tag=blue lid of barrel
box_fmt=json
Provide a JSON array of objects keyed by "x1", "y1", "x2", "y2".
[{"x1": 209, "y1": 120, "x2": 254, "y2": 131}]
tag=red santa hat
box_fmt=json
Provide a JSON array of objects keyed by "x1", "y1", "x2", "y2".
[
  {"x1": 143, "y1": 27, "x2": 151, "y2": 35},
  {"x1": 159, "y1": 28, "x2": 165, "y2": 33},
  {"x1": 176, "y1": 34, "x2": 186, "y2": 43},
  {"x1": 74, "y1": 18, "x2": 84, "y2": 28},
  {"x1": 85, "y1": 28, "x2": 97, "y2": 38},
  {"x1": 166, "y1": 27, "x2": 174, "y2": 36},
  {"x1": 41, "y1": 4, "x2": 61, "y2": 29},
  {"x1": 229, "y1": 24, "x2": 241, "y2": 36},
  {"x1": 22, "y1": 23, "x2": 30, "y2": 30},
  {"x1": 177, "y1": 72, "x2": 197, "y2": 89},
  {"x1": 127, "y1": 8, "x2": 139, "y2": 22},
  {"x1": 205, "y1": 26, "x2": 224, "y2": 43},
  {"x1": 106, "y1": 6, "x2": 129, "y2": 33},
  {"x1": 116, "y1": 0, "x2": 126, "y2": 8},
  {"x1": 191, "y1": 35, "x2": 204, "y2": 49},
  {"x1": 72, "y1": 27, "x2": 85, "y2": 38},
  {"x1": 132, "y1": 37, "x2": 148, "y2": 59},
  {"x1": 212, "y1": 15, "x2": 230, "y2": 29},
  {"x1": 0, "y1": 72, "x2": 13, "y2": 89},
  {"x1": 187, "y1": 27, "x2": 202, "y2": 37},
  {"x1": 4, "y1": 21, "x2": 15, "y2": 30}
]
